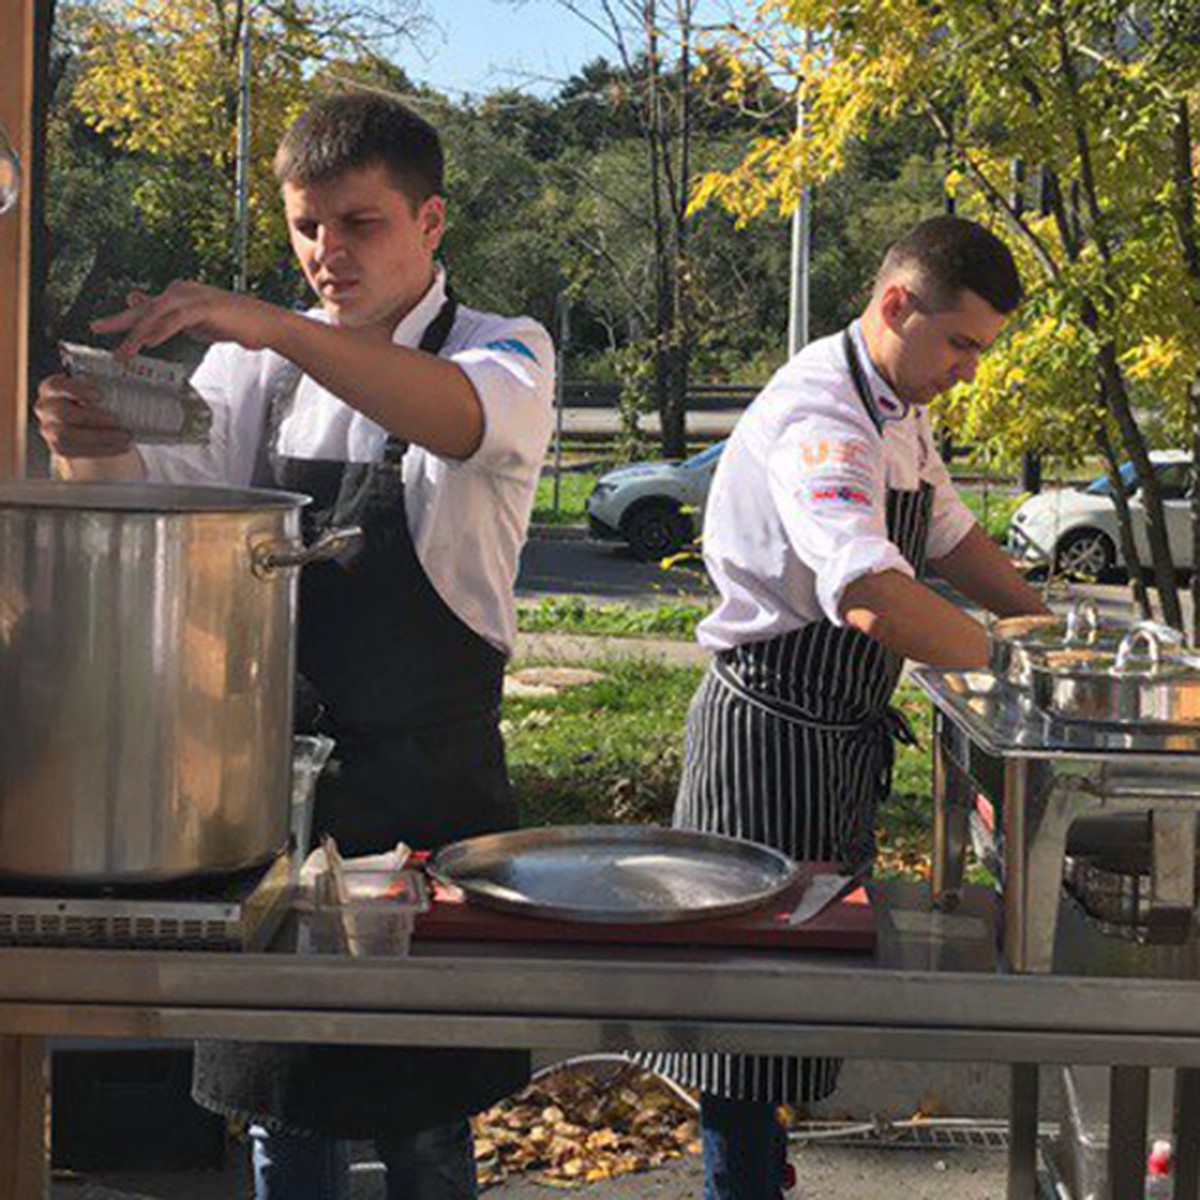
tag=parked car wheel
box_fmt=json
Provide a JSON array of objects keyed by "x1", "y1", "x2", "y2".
[
  {"x1": 1054, "y1": 528, "x2": 1116, "y2": 579},
  {"x1": 621, "y1": 500, "x2": 692, "y2": 562}
]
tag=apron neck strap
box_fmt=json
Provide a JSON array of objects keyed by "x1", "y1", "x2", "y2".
[{"x1": 842, "y1": 329, "x2": 883, "y2": 436}]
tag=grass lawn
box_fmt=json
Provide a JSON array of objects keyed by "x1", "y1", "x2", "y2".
[
  {"x1": 506, "y1": 659, "x2": 942, "y2": 880},
  {"x1": 532, "y1": 470, "x2": 599, "y2": 525},
  {"x1": 960, "y1": 488, "x2": 1027, "y2": 542},
  {"x1": 517, "y1": 596, "x2": 707, "y2": 639}
]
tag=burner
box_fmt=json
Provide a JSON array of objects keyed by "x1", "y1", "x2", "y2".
[{"x1": 0, "y1": 851, "x2": 294, "y2": 951}]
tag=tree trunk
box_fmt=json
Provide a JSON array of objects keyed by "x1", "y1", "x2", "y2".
[
  {"x1": 1191, "y1": 375, "x2": 1200, "y2": 646},
  {"x1": 1096, "y1": 424, "x2": 1151, "y2": 619}
]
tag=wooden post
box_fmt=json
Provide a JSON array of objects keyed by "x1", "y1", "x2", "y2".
[
  {"x1": 0, "y1": 0, "x2": 35, "y2": 479},
  {"x1": 0, "y1": 9, "x2": 42, "y2": 1190},
  {"x1": 0, "y1": 1036, "x2": 48, "y2": 1200}
]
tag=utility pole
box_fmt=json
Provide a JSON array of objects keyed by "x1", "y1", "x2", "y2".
[
  {"x1": 787, "y1": 27, "x2": 815, "y2": 359},
  {"x1": 233, "y1": 6, "x2": 253, "y2": 293},
  {"x1": 552, "y1": 295, "x2": 569, "y2": 516}
]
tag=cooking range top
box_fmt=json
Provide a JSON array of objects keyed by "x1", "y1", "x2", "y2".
[{"x1": 0, "y1": 851, "x2": 293, "y2": 951}]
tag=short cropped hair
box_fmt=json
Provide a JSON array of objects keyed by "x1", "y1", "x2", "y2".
[
  {"x1": 274, "y1": 92, "x2": 444, "y2": 209},
  {"x1": 878, "y1": 215, "x2": 1023, "y2": 315}
]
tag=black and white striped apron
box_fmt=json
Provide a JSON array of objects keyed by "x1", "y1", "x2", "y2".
[{"x1": 645, "y1": 332, "x2": 932, "y2": 1105}]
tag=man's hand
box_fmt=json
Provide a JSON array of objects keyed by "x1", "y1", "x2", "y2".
[
  {"x1": 34, "y1": 374, "x2": 147, "y2": 481},
  {"x1": 34, "y1": 374, "x2": 133, "y2": 459},
  {"x1": 91, "y1": 282, "x2": 281, "y2": 358}
]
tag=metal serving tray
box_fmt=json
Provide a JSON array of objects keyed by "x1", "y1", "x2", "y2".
[{"x1": 428, "y1": 825, "x2": 798, "y2": 924}]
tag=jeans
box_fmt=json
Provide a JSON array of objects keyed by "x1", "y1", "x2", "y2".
[
  {"x1": 249, "y1": 1118, "x2": 479, "y2": 1200},
  {"x1": 700, "y1": 1093, "x2": 789, "y2": 1200}
]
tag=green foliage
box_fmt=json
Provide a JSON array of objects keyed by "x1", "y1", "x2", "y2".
[
  {"x1": 532, "y1": 471, "x2": 599, "y2": 525},
  {"x1": 960, "y1": 489, "x2": 1029, "y2": 542},
  {"x1": 516, "y1": 598, "x2": 707, "y2": 640},
  {"x1": 698, "y1": 1, "x2": 1200, "y2": 468}
]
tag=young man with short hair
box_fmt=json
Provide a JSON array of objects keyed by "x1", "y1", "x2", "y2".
[
  {"x1": 646, "y1": 216, "x2": 1048, "y2": 1199},
  {"x1": 36, "y1": 92, "x2": 553, "y2": 1200}
]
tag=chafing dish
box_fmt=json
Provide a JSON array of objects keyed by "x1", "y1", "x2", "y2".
[
  {"x1": 1029, "y1": 627, "x2": 1200, "y2": 729},
  {"x1": 989, "y1": 599, "x2": 1182, "y2": 689}
]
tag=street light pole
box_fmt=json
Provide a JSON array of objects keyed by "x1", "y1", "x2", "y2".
[
  {"x1": 233, "y1": 7, "x2": 253, "y2": 293},
  {"x1": 787, "y1": 27, "x2": 815, "y2": 359}
]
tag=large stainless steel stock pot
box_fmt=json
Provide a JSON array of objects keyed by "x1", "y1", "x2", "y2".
[{"x1": 0, "y1": 482, "x2": 359, "y2": 884}]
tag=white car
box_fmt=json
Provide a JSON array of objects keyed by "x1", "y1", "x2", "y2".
[
  {"x1": 1007, "y1": 450, "x2": 1195, "y2": 577},
  {"x1": 586, "y1": 442, "x2": 724, "y2": 560}
]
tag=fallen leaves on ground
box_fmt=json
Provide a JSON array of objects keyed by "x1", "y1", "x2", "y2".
[{"x1": 471, "y1": 1063, "x2": 700, "y2": 1188}]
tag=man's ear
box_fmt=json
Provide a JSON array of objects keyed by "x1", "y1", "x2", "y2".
[
  {"x1": 878, "y1": 281, "x2": 912, "y2": 334},
  {"x1": 420, "y1": 196, "x2": 446, "y2": 251}
]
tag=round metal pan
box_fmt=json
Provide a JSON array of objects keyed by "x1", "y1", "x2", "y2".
[{"x1": 428, "y1": 825, "x2": 798, "y2": 924}]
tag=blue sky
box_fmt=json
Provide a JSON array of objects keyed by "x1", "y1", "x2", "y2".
[{"x1": 398, "y1": 0, "x2": 745, "y2": 99}]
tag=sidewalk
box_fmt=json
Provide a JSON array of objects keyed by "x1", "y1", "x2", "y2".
[
  {"x1": 53, "y1": 1136, "x2": 1010, "y2": 1198},
  {"x1": 515, "y1": 630, "x2": 710, "y2": 668}
]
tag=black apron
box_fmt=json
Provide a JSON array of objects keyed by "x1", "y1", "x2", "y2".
[
  {"x1": 193, "y1": 297, "x2": 531, "y2": 1139},
  {"x1": 643, "y1": 330, "x2": 931, "y2": 1106}
]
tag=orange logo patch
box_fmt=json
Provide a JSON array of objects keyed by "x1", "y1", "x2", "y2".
[{"x1": 799, "y1": 438, "x2": 871, "y2": 472}]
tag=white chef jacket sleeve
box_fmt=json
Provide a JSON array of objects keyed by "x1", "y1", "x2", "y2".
[
  {"x1": 451, "y1": 322, "x2": 555, "y2": 478},
  {"x1": 137, "y1": 343, "x2": 243, "y2": 485},
  {"x1": 921, "y1": 414, "x2": 978, "y2": 560},
  {"x1": 767, "y1": 415, "x2": 915, "y2": 626}
]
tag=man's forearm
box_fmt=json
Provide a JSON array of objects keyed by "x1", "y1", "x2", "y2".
[
  {"x1": 930, "y1": 524, "x2": 1049, "y2": 618},
  {"x1": 270, "y1": 311, "x2": 484, "y2": 459},
  {"x1": 840, "y1": 569, "x2": 990, "y2": 668}
]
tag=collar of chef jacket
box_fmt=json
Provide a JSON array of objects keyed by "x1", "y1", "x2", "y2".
[
  {"x1": 847, "y1": 319, "x2": 910, "y2": 425},
  {"x1": 389, "y1": 264, "x2": 453, "y2": 349}
]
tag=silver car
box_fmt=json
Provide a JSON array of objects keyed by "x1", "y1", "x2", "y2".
[{"x1": 586, "y1": 442, "x2": 725, "y2": 561}]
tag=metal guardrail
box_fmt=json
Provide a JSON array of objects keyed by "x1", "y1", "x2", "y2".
[{"x1": 562, "y1": 381, "x2": 759, "y2": 411}]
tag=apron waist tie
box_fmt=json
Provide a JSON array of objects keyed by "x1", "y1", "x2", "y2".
[{"x1": 711, "y1": 655, "x2": 918, "y2": 814}]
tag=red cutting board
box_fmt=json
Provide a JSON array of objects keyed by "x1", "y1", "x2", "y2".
[{"x1": 412, "y1": 861, "x2": 874, "y2": 952}]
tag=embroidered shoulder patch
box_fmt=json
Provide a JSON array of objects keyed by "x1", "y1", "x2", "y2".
[
  {"x1": 484, "y1": 338, "x2": 539, "y2": 363},
  {"x1": 797, "y1": 436, "x2": 872, "y2": 477},
  {"x1": 809, "y1": 484, "x2": 872, "y2": 507}
]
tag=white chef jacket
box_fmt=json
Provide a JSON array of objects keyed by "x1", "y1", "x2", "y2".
[
  {"x1": 139, "y1": 268, "x2": 555, "y2": 656},
  {"x1": 697, "y1": 321, "x2": 977, "y2": 652}
]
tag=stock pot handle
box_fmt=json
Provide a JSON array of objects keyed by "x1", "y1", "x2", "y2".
[{"x1": 252, "y1": 526, "x2": 365, "y2": 578}]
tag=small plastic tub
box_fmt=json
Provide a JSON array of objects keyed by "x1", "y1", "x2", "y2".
[{"x1": 307, "y1": 867, "x2": 430, "y2": 957}]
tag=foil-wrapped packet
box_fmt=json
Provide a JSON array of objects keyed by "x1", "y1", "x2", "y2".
[{"x1": 60, "y1": 341, "x2": 213, "y2": 444}]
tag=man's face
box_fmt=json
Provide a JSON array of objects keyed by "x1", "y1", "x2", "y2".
[
  {"x1": 283, "y1": 163, "x2": 445, "y2": 333},
  {"x1": 885, "y1": 283, "x2": 1008, "y2": 406}
]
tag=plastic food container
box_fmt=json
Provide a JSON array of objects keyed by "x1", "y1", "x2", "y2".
[{"x1": 302, "y1": 851, "x2": 430, "y2": 957}]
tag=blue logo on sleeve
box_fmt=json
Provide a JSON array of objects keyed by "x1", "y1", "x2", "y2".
[{"x1": 484, "y1": 338, "x2": 539, "y2": 363}]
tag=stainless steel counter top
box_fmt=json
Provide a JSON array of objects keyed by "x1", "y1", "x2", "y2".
[{"x1": 3, "y1": 882, "x2": 1200, "y2": 1068}]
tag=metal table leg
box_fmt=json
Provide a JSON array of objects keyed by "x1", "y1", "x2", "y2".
[
  {"x1": 0, "y1": 1034, "x2": 47, "y2": 1200},
  {"x1": 1174, "y1": 1068, "x2": 1200, "y2": 1199},
  {"x1": 932, "y1": 720, "x2": 971, "y2": 912},
  {"x1": 1109, "y1": 1065, "x2": 1150, "y2": 1200},
  {"x1": 1008, "y1": 1062, "x2": 1039, "y2": 1200}
]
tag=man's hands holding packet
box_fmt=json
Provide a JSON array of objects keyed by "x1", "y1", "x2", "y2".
[{"x1": 36, "y1": 281, "x2": 270, "y2": 460}]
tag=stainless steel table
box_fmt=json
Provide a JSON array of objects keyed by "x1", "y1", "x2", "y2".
[
  {"x1": 4, "y1": 883, "x2": 1200, "y2": 1199},
  {"x1": 915, "y1": 665, "x2": 1200, "y2": 1199}
]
